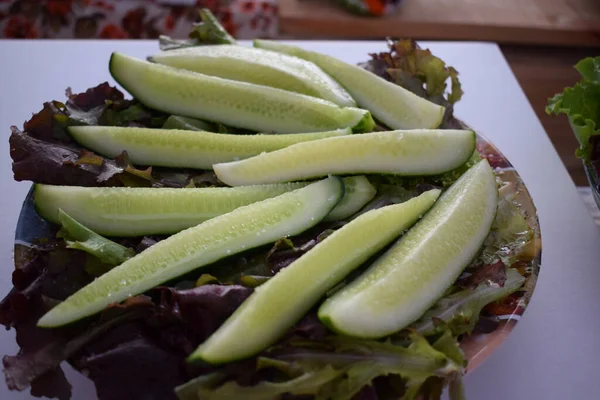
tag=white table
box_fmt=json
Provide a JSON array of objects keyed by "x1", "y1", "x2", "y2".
[{"x1": 1, "y1": 40, "x2": 599, "y2": 400}]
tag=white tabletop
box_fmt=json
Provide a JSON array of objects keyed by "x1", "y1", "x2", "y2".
[{"x1": 1, "y1": 40, "x2": 599, "y2": 400}]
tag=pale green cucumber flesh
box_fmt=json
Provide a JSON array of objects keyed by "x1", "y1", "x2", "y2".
[
  {"x1": 150, "y1": 45, "x2": 356, "y2": 107},
  {"x1": 35, "y1": 182, "x2": 314, "y2": 237},
  {"x1": 37, "y1": 178, "x2": 344, "y2": 327},
  {"x1": 68, "y1": 126, "x2": 351, "y2": 170},
  {"x1": 162, "y1": 115, "x2": 213, "y2": 131},
  {"x1": 214, "y1": 129, "x2": 476, "y2": 186},
  {"x1": 36, "y1": 176, "x2": 371, "y2": 236},
  {"x1": 254, "y1": 40, "x2": 445, "y2": 130},
  {"x1": 110, "y1": 53, "x2": 373, "y2": 134},
  {"x1": 190, "y1": 189, "x2": 441, "y2": 364},
  {"x1": 324, "y1": 176, "x2": 376, "y2": 220},
  {"x1": 318, "y1": 160, "x2": 498, "y2": 338}
]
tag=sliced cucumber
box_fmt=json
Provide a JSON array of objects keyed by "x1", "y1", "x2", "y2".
[
  {"x1": 191, "y1": 189, "x2": 441, "y2": 364},
  {"x1": 35, "y1": 182, "x2": 310, "y2": 237},
  {"x1": 37, "y1": 177, "x2": 344, "y2": 327},
  {"x1": 68, "y1": 126, "x2": 351, "y2": 170},
  {"x1": 254, "y1": 40, "x2": 445, "y2": 130},
  {"x1": 214, "y1": 129, "x2": 476, "y2": 186},
  {"x1": 35, "y1": 176, "x2": 373, "y2": 237},
  {"x1": 150, "y1": 45, "x2": 356, "y2": 107},
  {"x1": 110, "y1": 53, "x2": 374, "y2": 134},
  {"x1": 162, "y1": 115, "x2": 213, "y2": 131},
  {"x1": 318, "y1": 160, "x2": 498, "y2": 338},
  {"x1": 324, "y1": 176, "x2": 376, "y2": 221}
]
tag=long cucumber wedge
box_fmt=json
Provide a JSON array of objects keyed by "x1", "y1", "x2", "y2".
[
  {"x1": 34, "y1": 177, "x2": 370, "y2": 237},
  {"x1": 318, "y1": 160, "x2": 498, "y2": 338},
  {"x1": 214, "y1": 129, "x2": 476, "y2": 186},
  {"x1": 34, "y1": 183, "x2": 308, "y2": 237},
  {"x1": 68, "y1": 126, "x2": 350, "y2": 170},
  {"x1": 254, "y1": 40, "x2": 445, "y2": 130},
  {"x1": 150, "y1": 45, "x2": 356, "y2": 107},
  {"x1": 110, "y1": 53, "x2": 374, "y2": 134},
  {"x1": 37, "y1": 177, "x2": 344, "y2": 327},
  {"x1": 324, "y1": 176, "x2": 376, "y2": 220},
  {"x1": 190, "y1": 189, "x2": 441, "y2": 364}
]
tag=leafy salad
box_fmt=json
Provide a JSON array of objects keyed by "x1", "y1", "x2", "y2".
[{"x1": 2, "y1": 10, "x2": 536, "y2": 400}]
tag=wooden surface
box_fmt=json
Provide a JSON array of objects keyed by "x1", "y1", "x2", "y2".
[
  {"x1": 280, "y1": 0, "x2": 600, "y2": 47},
  {"x1": 503, "y1": 45, "x2": 599, "y2": 186}
]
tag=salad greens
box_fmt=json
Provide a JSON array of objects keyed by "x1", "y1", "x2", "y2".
[
  {"x1": 178, "y1": 332, "x2": 463, "y2": 400},
  {"x1": 361, "y1": 38, "x2": 463, "y2": 127},
  {"x1": 1, "y1": 10, "x2": 533, "y2": 400},
  {"x1": 413, "y1": 269, "x2": 526, "y2": 336},
  {"x1": 546, "y1": 57, "x2": 600, "y2": 172},
  {"x1": 57, "y1": 209, "x2": 135, "y2": 266}
]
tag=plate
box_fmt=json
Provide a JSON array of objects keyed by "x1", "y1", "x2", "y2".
[{"x1": 9, "y1": 133, "x2": 542, "y2": 390}]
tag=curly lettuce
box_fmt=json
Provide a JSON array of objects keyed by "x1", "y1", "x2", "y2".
[
  {"x1": 546, "y1": 57, "x2": 600, "y2": 162},
  {"x1": 176, "y1": 332, "x2": 463, "y2": 400}
]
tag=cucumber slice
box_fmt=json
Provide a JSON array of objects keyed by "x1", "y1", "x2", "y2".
[
  {"x1": 35, "y1": 176, "x2": 372, "y2": 237},
  {"x1": 324, "y1": 176, "x2": 376, "y2": 221},
  {"x1": 37, "y1": 177, "x2": 344, "y2": 327},
  {"x1": 214, "y1": 129, "x2": 476, "y2": 186},
  {"x1": 254, "y1": 40, "x2": 445, "y2": 130},
  {"x1": 318, "y1": 160, "x2": 498, "y2": 338},
  {"x1": 150, "y1": 45, "x2": 356, "y2": 107},
  {"x1": 68, "y1": 126, "x2": 351, "y2": 170},
  {"x1": 190, "y1": 189, "x2": 441, "y2": 364},
  {"x1": 162, "y1": 115, "x2": 213, "y2": 131},
  {"x1": 35, "y1": 182, "x2": 309, "y2": 237},
  {"x1": 110, "y1": 53, "x2": 374, "y2": 134}
]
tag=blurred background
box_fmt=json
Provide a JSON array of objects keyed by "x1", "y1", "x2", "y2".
[{"x1": 1, "y1": 0, "x2": 599, "y2": 188}]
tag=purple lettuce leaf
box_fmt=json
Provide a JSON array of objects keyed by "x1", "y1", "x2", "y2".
[{"x1": 8, "y1": 83, "x2": 224, "y2": 189}]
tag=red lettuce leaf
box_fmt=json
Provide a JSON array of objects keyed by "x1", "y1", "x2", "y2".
[
  {"x1": 360, "y1": 38, "x2": 463, "y2": 127},
  {"x1": 77, "y1": 335, "x2": 185, "y2": 400},
  {"x1": 3, "y1": 307, "x2": 147, "y2": 393},
  {"x1": 8, "y1": 83, "x2": 220, "y2": 188},
  {"x1": 146, "y1": 285, "x2": 253, "y2": 355},
  {"x1": 457, "y1": 260, "x2": 508, "y2": 289}
]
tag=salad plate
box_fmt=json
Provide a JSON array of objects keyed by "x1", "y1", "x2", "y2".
[{"x1": 2, "y1": 10, "x2": 541, "y2": 400}]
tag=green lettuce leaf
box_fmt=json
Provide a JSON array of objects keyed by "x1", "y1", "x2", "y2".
[
  {"x1": 330, "y1": 334, "x2": 461, "y2": 400},
  {"x1": 449, "y1": 378, "x2": 467, "y2": 400},
  {"x1": 176, "y1": 332, "x2": 462, "y2": 400},
  {"x1": 175, "y1": 373, "x2": 227, "y2": 400},
  {"x1": 385, "y1": 150, "x2": 482, "y2": 191},
  {"x1": 413, "y1": 269, "x2": 526, "y2": 336},
  {"x1": 159, "y1": 9, "x2": 236, "y2": 51},
  {"x1": 480, "y1": 185, "x2": 533, "y2": 266},
  {"x1": 281, "y1": 333, "x2": 461, "y2": 400},
  {"x1": 180, "y1": 363, "x2": 342, "y2": 400},
  {"x1": 57, "y1": 209, "x2": 135, "y2": 266},
  {"x1": 575, "y1": 57, "x2": 600, "y2": 84},
  {"x1": 431, "y1": 331, "x2": 467, "y2": 368},
  {"x1": 546, "y1": 57, "x2": 600, "y2": 161}
]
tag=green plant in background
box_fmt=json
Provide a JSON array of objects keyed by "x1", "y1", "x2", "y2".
[{"x1": 546, "y1": 57, "x2": 600, "y2": 163}]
